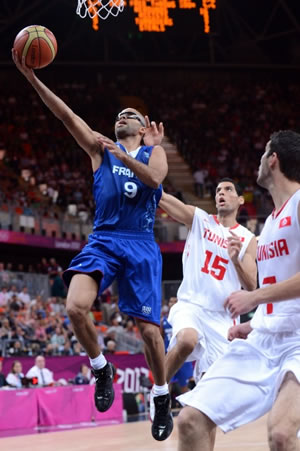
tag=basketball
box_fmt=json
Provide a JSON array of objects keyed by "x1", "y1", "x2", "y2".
[{"x1": 13, "y1": 25, "x2": 57, "y2": 69}]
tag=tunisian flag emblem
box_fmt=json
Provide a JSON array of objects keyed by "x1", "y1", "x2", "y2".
[{"x1": 279, "y1": 216, "x2": 291, "y2": 228}]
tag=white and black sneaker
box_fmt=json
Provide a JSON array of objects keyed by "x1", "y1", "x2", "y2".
[
  {"x1": 150, "y1": 391, "x2": 173, "y2": 441},
  {"x1": 92, "y1": 362, "x2": 115, "y2": 412}
]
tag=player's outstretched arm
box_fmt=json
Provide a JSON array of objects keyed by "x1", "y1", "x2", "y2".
[
  {"x1": 159, "y1": 191, "x2": 195, "y2": 228},
  {"x1": 12, "y1": 49, "x2": 102, "y2": 169},
  {"x1": 228, "y1": 233, "x2": 257, "y2": 291}
]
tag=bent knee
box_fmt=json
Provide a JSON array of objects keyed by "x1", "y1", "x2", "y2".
[
  {"x1": 177, "y1": 332, "x2": 198, "y2": 355},
  {"x1": 138, "y1": 323, "x2": 160, "y2": 344},
  {"x1": 268, "y1": 425, "x2": 295, "y2": 450},
  {"x1": 66, "y1": 295, "x2": 90, "y2": 321},
  {"x1": 177, "y1": 407, "x2": 203, "y2": 438}
]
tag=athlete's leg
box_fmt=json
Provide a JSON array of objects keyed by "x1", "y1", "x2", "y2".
[
  {"x1": 66, "y1": 273, "x2": 100, "y2": 357},
  {"x1": 136, "y1": 319, "x2": 173, "y2": 441},
  {"x1": 267, "y1": 372, "x2": 300, "y2": 451},
  {"x1": 66, "y1": 273, "x2": 115, "y2": 413},
  {"x1": 166, "y1": 328, "x2": 198, "y2": 382},
  {"x1": 136, "y1": 319, "x2": 166, "y2": 385},
  {"x1": 177, "y1": 406, "x2": 216, "y2": 451}
]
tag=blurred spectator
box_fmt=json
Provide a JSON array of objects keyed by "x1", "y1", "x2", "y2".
[
  {"x1": 73, "y1": 341, "x2": 86, "y2": 356},
  {"x1": 6, "y1": 360, "x2": 24, "y2": 388},
  {"x1": 74, "y1": 363, "x2": 91, "y2": 385},
  {"x1": 8, "y1": 340, "x2": 26, "y2": 357},
  {"x1": 49, "y1": 270, "x2": 66, "y2": 300},
  {"x1": 0, "y1": 286, "x2": 9, "y2": 307},
  {"x1": 50, "y1": 325, "x2": 66, "y2": 354},
  {"x1": 104, "y1": 339, "x2": 116, "y2": 355},
  {"x1": 193, "y1": 167, "x2": 207, "y2": 198},
  {"x1": 0, "y1": 359, "x2": 8, "y2": 387},
  {"x1": 38, "y1": 258, "x2": 50, "y2": 274},
  {"x1": 18, "y1": 286, "x2": 31, "y2": 305},
  {"x1": 26, "y1": 355, "x2": 54, "y2": 386}
]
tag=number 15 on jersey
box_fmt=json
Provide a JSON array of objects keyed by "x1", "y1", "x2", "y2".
[{"x1": 201, "y1": 250, "x2": 229, "y2": 281}]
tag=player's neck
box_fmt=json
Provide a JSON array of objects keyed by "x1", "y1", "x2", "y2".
[
  {"x1": 119, "y1": 136, "x2": 142, "y2": 152},
  {"x1": 269, "y1": 179, "x2": 300, "y2": 212},
  {"x1": 217, "y1": 213, "x2": 238, "y2": 228}
]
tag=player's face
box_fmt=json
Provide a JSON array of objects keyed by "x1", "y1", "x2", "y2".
[
  {"x1": 215, "y1": 182, "x2": 243, "y2": 215},
  {"x1": 114, "y1": 108, "x2": 145, "y2": 139},
  {"x1": 257, "y1": 141, "x2": 272, "y2": 188}
]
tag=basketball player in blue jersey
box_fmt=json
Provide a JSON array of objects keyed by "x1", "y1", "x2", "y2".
[{"x1": 13, "y1": 50, "x2": 173, "y2": 441}]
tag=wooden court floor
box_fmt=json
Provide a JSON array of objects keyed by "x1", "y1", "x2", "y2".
[{"x1": 0, "y1": 414, "x2": 284, "y2": 451}]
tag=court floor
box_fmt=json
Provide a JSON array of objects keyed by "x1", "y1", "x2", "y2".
[{"x1": 0, "y1": 414, "x2": 275, "y2": 451}]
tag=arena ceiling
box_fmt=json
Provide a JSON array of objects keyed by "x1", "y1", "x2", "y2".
[{"x1": 1, "y1": 0, "x2": 300, "y2": 66}]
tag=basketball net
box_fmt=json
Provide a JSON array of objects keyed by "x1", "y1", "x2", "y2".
[{"x1": 76, "y1": 0, "x2": 124, "y2": 21}]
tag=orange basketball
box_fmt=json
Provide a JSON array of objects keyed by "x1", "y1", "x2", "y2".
[{"x1": 13, "y1": 25, "x2": 57, "y2": 69}]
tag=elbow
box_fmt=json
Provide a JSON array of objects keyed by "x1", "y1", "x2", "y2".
[
  {"x1": 151, "y1": 180, "x2": 161, "y2": 189},
  {"x1": 151, "y1": 170, "x2": 167, "y2": 189},
  {"x1": 149, "y1": 175, "x2": 162, "y2": 189}
]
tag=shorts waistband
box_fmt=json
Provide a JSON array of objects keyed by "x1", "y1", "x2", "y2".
[{"x1": 91, "y1": 230, "x2": 155, "y2": 241}]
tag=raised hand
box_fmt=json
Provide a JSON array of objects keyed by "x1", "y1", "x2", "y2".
[
  {"x1": 227, "y1": 230, "x2": 242, "y2": 263},
  {"x1": 143, "y1": 115, "x2": 164, "y2": 147}
]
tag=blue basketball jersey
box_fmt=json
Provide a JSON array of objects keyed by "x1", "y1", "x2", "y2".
[
  {"x1": 93, "y1": 143, "x2": 162, "y2": 234},
  {"x1": 63, "y1": 141, "x2": 164, "y2": 324}
]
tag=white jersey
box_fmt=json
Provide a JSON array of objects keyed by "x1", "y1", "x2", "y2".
[
  {"x1": 177, "y1": 208, "x2": 254, "y2": 311},
  {"x1": 251, "y1": 189, "x2": 300, "y2": 333}
]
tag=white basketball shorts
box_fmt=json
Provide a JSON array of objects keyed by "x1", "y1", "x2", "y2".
[
  {"x1": 177, "y1": 329, "x2": 300, "y2": 432},
  {"x1": 167, "y1": 301, "x2": 235, "y2": 374}
]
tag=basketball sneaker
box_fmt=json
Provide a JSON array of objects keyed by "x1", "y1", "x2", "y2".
[
  {"x1": 92, "y1": 362, "x2": 115, "y2": 412},
  {"x1": 150, "y1": 390, "x2": 173, "y2": 441}
]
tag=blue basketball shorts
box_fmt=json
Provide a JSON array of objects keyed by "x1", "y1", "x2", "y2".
[
  {"x1": 171, "y1": 361, "x2": 194, "y2": 388},
  {"x1": 63, "y1": 231, "x2": 162, "y2": 325}
]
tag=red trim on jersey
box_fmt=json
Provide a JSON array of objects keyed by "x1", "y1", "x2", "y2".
[
  {"x1": 213, "y1": 215, "x2": 219, "y2": 225},
  {"x1": 272, "y1": 189, "x2": 300, "y2": 219},
  {"x1": 213, "y1": 215, "x2": 239, "y2": 230}
]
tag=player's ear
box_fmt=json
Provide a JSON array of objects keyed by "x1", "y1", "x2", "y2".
[
  {"x1": 139, "y1": 126, "x2": 146, "y2": 137},
  {"x1": 238, "y1": 196, "x2": 245, "y2": 206}
]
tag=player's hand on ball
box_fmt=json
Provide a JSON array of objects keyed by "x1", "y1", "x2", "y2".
[
  {"x1": 12, "y1": 48, "x2": 34, "y2": 80},
  {"x1": 143, "y1": 116, "x2": 164, "y2": 146}
]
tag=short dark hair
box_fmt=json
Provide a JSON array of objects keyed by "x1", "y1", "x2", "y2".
[
  {"x1": 217, "y1": 178, "x2": 243, "y2": 196},
  {"x1": 268, "y1": 130, "x2": 300, "y2": 182}
]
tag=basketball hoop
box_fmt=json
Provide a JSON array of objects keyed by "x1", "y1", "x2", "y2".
[{"x1": 76, "y1": 0, "x2": 124, "y2": 21}]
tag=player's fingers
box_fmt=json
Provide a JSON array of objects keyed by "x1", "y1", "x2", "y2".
[
  {"x1": 145, "y1": 115, "x2": 150, "y2": 128},
  {"x1": 158, "y1": 122, "x2": 164, "y2": 136},
  {"x1": 151, "y1": 121, "x2": 158, "y2": 133}
]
